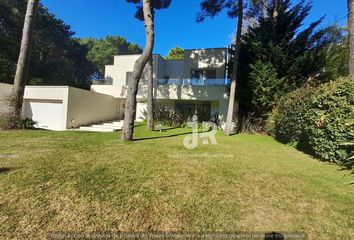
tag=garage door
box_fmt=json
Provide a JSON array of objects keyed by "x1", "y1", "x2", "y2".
[{"x1": 23, "y1": 100, "x2": 64, "y2": 131}]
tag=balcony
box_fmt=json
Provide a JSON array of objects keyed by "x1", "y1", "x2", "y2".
[
  {"x1": 155, "y1": 78, "x2": 230, "y2": 86},
  {"x1": 91, "y1": 78, "x2": 231, "y2": 86},
  {"x1": 91, "y1": 78, "x2": 113, "y2": 85}
]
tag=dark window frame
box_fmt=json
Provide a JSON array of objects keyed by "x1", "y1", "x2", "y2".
[{"x1": 190, "y1": 69, "x2": 217, "y2": 80}]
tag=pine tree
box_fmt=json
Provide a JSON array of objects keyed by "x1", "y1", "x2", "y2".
[
  {"x1": 10, "y1": 0, "x2": 40, "y2": 124},
  {"x1": 238, "y1": 0, "x2": 336, "y2": 118},
  {"x1": 122, "y1": 0, "x2": 171, "y2": 140}
]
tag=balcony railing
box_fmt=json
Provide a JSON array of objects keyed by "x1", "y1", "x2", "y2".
[
  {"x1": 155, "y1": 78, "x2": 230, "y2": 86},
  {"x1": 91, "y1": 78, "x2": 113, "y2": 85},
  {"x1": 91, "y1": 78, "x2": 230, "y2": 86}
]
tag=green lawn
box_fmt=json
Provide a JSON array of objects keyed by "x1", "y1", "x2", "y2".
[{"x1": 0, "y1": 125, "x2": 353, "y2": 239}]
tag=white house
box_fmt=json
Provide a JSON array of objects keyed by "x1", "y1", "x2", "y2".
[
  {"x1": 91, "y1": 47, "x2": 231, "y2": 123},
  {"x1": 1, "y1": 48, "x2": 233, "y2": 131}
]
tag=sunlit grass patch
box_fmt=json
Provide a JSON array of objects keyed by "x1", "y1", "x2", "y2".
[{"x1": 0, "y1": 126, "x2": 353, "y2": 239}]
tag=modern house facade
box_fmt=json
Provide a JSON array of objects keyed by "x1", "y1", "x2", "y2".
[
  {"x1": 91, "y1": 48, "x2": 231, "y2": 123},
  {"x1": 1, "y1": 48, "x2": 233, "y2": 131}
]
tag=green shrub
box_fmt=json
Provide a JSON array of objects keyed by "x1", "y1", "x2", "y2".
[
  {"x1": 141, "y1": 105, "x2": 187, "y2": 127},
  {"x1": 270, "y1": 77, "x2": 354, "y2": 168},
  {"x1": 141, "y1": 105, "x2": 221, "y2": 128},
  {"x1": 0, "y1": 114, "x2": 37, "y2": 130},
  {"x1": 249, "y1": 61, "x2": 288, "y2": 118}
]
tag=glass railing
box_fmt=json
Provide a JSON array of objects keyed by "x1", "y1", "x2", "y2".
[
  {"x1": 91, "y1": 78, "x2": 231, "y2": 86},
  {"x1": 155, "y1": 78, "x2": 230, "y2": 86},
  {"x1": 91, "y1": 78, "x2": 113, "y2": 85}
]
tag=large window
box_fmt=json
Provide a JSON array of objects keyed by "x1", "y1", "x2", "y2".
[
  {"x1": 191, "y1": 69, "x2": 217, "y2": 80},
  {"x1": 175, "y1": 101, "x2": 211, "y2": 121}
]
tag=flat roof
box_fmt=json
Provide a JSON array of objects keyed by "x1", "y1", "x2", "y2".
[
  {"x1": 112, "y1": 47, "x2": 227, "y2": 59},
  {"x1": 184, "y1": 47, "x2": 227, "y2": 52}
]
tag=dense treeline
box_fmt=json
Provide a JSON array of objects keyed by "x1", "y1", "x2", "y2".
[
  {"x1": 79, "y1": 36, "x2": 142, "y2": 80},
  {"x1": 237, "y1": 0, "x2": 348, "y2": 119},
  {"x1": 231, "y1": 0, "x2": 352, "y2": 168},
  {"x1": 0, "y1": 0, "x2": 142, "y2": 89}
]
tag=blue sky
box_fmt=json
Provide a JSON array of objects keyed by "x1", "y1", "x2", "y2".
[{"x1": 41, "y1": 0, "x2": 347, "y2": 56}]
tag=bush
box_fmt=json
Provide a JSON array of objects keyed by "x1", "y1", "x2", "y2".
[
  {"x1": 0, "y1": 114, "x2": 37, "y2": 130},
  {"x1": 249, "y1": 61, "x2": 288, "y2": 118},
  {"x1": 234, "y1": 112, "x2": 264, "y2": 134},
  {"x1": 141, "y1": 105, "x2": 186, "y2": 127},
  {"x1": 141, "y1": 105, "x2": 222, "y2": 129},
  {"x1": 0, "y1": 95, "x2": 37, "y2": 130},
  {"x1": 270, "y1": 77, "x2": 354, "y2": 168}
]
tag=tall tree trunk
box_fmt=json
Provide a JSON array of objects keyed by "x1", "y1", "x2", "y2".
[
  {"x1": 224, "y1": 0, "x2": 243, "y2": 136},
  {"x1": 348, "y1": 0, "x2": 354, "y2": 77},
  {"x1": 146, "y1": 56, "x2": 154, "y2": 131},
  {"x1": 10, "y1": 0, "x2": 39, "y2": 121},
  {"x1": 273, "y1": 0, "x2": 280, "y2": 19},
  {"x1": 121, "y1": 0, "x2": 154, "y2": 141}
]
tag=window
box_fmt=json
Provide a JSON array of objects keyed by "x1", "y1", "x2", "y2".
[
  {"x1": 191, "y1": 69, "x2": 216, "y2": 80},
  {"x1": 163, "y1": 76, "x2": 170, "y2": 84},
  {"x1": 175, "y1": 101, "x2": 211, "y2": 121},
  {"x1": 204, "y1": 70, "x2": 216, "y2": 79}
]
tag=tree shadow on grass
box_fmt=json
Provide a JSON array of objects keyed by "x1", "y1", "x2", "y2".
[
  {"x1": 157, "y1": 126, "x2": 179, "y2": 131},
  {"x1": 0, "y1": 167, "x2": 15, "y2": 174},
  {"x1": 133, "y1": 126, "x2": 213, "y2": 142},
  {"x1": 133, "y1": 130, "x2": 194, "y2": 142}
]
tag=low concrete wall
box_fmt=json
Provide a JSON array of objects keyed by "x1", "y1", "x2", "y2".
[
  {"x1": 0, "y1": 83, "x2": 13, "y2": 114},
  {"x1": 66, "y1": 87, "x2": 121, "y2": 129}
]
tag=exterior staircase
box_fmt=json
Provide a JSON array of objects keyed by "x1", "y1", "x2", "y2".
[{"x1": 78, "y1": 120, "x2": 124, "y2": 132}]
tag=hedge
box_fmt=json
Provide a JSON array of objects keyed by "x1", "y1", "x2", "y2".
[{"x1": 270, "y1": 77, "x2": 354, "y2": 168}]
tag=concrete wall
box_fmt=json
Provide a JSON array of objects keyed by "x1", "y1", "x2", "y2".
[
  {"x1": 66, "y1": 87, "x2": 121, "y2": 128},
  {"x1": 0, "y1": 83, "x2": 13, "y2": 114},
  {"x1": 23, "y1": 86, "x2": 122, "y2": 130},
  {"x1": 105, "y1": 54, "x2": 163, "y2": 85},
  {"x1": 105, "y1": 55, "x2": 141, "y2": 86},
  {"x1": 183, "y1": 48, "x2": 226, "y2": 79},
  {"x1": 23, "y1": 86, "x2": 70, "y2": 130},
  {"x1": 153, "y1": 55, "x2": 165, "y2": 79},
  {"x1": 164, "y1": 60, "x2": 184, "y2": 79}
]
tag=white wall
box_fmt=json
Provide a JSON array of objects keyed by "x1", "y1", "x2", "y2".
[
  {"x1": 22, "y1": 86, "x2": 123, "y2": 130},
  {"x1": 105, "y1": 55, "x2": 141, "y2": 86},
  {"x1": 183, "y1": 48, "x2": 226, "y2": 79},
  {"x1": 136, "y1": 102, "x2": 147, "y2": 121},
  {"x1": 23, "y1": 86, "x2": 70, "y2": 130},
  {"x1": 0, "y1": 83, "x2": 13, "y2": 114},
  {"x1": 106, "y1": 54, "x2": 166, "y2": 85},
  {"x1": 66, "y1": 87, "x2": 121, "y2": 128}
]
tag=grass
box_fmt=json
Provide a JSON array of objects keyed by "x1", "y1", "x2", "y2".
[{"x1": 0, "y1": 125, "x2": 353, "y2": 239}]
